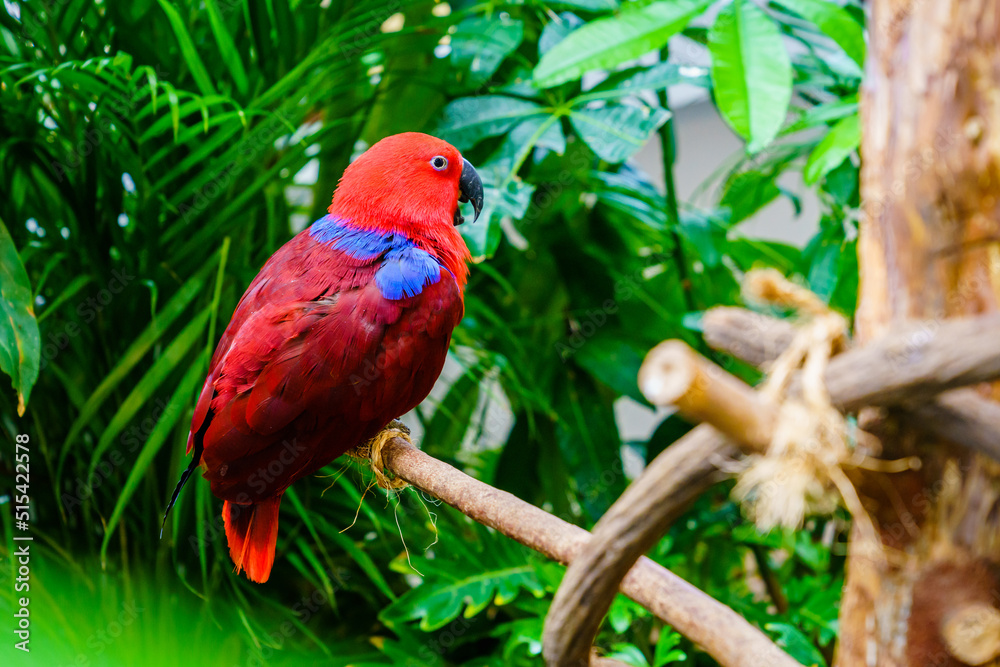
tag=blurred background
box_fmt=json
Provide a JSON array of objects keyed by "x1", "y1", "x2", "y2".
[{"x1": 0, "y1": 1, "x2": 860, "y2": 665}]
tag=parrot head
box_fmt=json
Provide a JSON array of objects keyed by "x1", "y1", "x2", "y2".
[{"x1": 329, "y1": 132, "x2": 484, "y2": 233}]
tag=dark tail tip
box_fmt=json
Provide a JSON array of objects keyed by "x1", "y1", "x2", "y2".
[{"x1": 161, "y1": 413, "x2": 210, "y2": 538}]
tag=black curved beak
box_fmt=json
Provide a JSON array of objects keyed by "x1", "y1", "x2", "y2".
[{"x1": 456, "y1": 158, "x2": 484, "y2": 226}]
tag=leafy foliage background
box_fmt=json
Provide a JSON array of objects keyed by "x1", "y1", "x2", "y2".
[{"x1": 0, "y1": 0, "x2": 861, "y2": 665}]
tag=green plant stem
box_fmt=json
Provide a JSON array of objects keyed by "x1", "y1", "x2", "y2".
[
  {"x1": 750, "y1": 543, "x2": 789, "y2": 614},
  {"x1": 657, "y1": 49, "x2": 698, "y2": 313}
]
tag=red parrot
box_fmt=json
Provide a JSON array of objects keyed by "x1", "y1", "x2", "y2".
[{"x1": 164, "y1": 132, "x2": 484, "y2": 583}]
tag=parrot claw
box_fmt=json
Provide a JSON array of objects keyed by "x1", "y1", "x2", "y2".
[
  {"x1": 385, "y1": 419, "x2": 410, "y2": 435},
  {"x1": 347, "y1": 420, "x2": 412, "y2": 491}
]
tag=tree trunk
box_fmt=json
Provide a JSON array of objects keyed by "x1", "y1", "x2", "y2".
[{"x1": 839, "y1": 1, "x2": 1000, "y2": 665}]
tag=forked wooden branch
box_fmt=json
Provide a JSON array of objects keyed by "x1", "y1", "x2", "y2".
[
  {"x1": 544, "y1": 344, "x2": 793, "y2": 667},
  {"x1": 704, "y1": 308, "x2": 1000, "y2": 460},
  {"x1": 638, "y1": 340, "x2": 775, "y2": 452},
  {"x1": 543, "y1": 308, "x2": 1000, "y2": 667},
  {"x1": 705, "y1": 308, "x2": 1000, "y2": 410},
  {"x1": 378, "y1": 436, "x2": 799, "y2": 667}
]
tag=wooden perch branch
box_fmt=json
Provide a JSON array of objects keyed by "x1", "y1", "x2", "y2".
[
  {"x1": 544, "y1": 339, "x2": 815, "y2": 667},
  {"x1": 703, "y1": 307, "x2": 1000, "y2": 461},
  {"x1": 378, "y1": 436, "x2": 799, "y2": 667},
  {"x1": 705, "y1": 308, "x2": 1000, "y2": 411},
  {"x1": 542, "y1": 426, "x2": 745, "y2": 666},
  {"x1": 639, "y1": 340, "x2": 775, "y2": 452},
  {"x1": 942, "y1": 603, "x2": 1000, "y2": 666},
  {"x1": 545, "y1": 308, "x2": 1000, "y2": 667}
]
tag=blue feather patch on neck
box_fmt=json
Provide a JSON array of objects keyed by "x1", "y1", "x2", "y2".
[
  {"x1": 309, "y1": 215, "x2": 394, "y2": 260},
  {"x1": 309, "y1": 215, "x2": 443, "y2": 300}
]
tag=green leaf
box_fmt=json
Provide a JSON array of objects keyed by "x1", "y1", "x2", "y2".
[
  {"x1": 568, "y1": 104, "x2": 670, "y2": 163},
  {"x1": 451, "y1": 16, "x2": 524, "y2": 85},
  {"x1": 604, "y1": 643, "x2": 651, "y2": 667},
  {"x1": 461, "y1": 114, "x2": 560, "y2": 257},
  {"x1": 803, "y1": 113, "x2": 860, "y2": 185},
  {"x1": 157, "y1": 0, "x2": 218, "y2": 96},
  {"x1": 783, "y1": 97, "x2": 857, "y2": 135},
  {"x1": 679, "y1": 210, "x2": 726, "y2": 268},
  {"x1": 58, "y1": 257, "x2": 217, "y2": 479},
  {"x1": 709, "y1": 0, "x2": 793, "y2": 152},
  {"x1": 0, "y1": 218, "x2": 39, "y2": 415},
  {"x1": 99, "y1": 347, "x2": 208, "y2": 562},
  {"x1": 774, "y1": 0, "x2": 865, "y2": 67},
  {"x1": 653, "y1": 627, "x2": 687, "y2": 666},
  {"x1": 573, "y1": 336, "x2": 651, "y2": 406},
  {"x1": 204, "y1": 0, "x2": 249, "y2": 95},
  {"x1": 381, "y1": 564, "x2": 544, "y2": 631},
  {"x1": 548, "y1": 0, "x2": 617, "y2": 11},
  {"x1": 533, "y1": 0, "x2": 713, "y2": 88},
  {"x1": 721, "y1": 170, "x2": 782, "y2": 223},
  {"x1": 438, "y1": 96, "x2": 544, "y2": 150},
  {"x1": 765, "y1": 621, "x2": 828, "y2": 667},
  {"x1": 579, "y1": 61, "x2": 710, "y2": 103},
  {"x1": 86, "y1": 308, "x2": 210, "y2": 479},
  {"x1": 539, "y1": 12, "x2": 584, "y2": 57}
]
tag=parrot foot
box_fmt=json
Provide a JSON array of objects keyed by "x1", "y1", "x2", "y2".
[
  {"x1": 385, "y1": 418, "x2": 410, "y2": 435},
  {"x1": 351, "y1": 420, "x2": 412, "y2": 491}
]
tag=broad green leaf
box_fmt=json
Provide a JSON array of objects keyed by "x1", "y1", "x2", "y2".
[
  {"x1": 766, "y1": 621, "x2": 828, "y2": 667},
  {"x1": 438, "y1": 96, "x2": 544, "y2": 150},
  {"x1": 568, "y1": 104, "x2": 670, "y2": 163},
  {"x1": 381, "y1": 564, "x2": 544, "y2": 631},
  {"x1": 709, "y1": 0, "x2": 792, "y2": 152},
  {"x1": 722, "y1": 170, "x2": 782, "y2": 223},
  {"x1": 679, "y1": 210, "x2": 727, "y2": 268},
  {"x1": 579, "y1": 61, "x2": 710, "y2": 103},
  {"x1": 774, "y1": 0, "x2": 865, "y2": 67},
  {"x1": 803, "y1": 113, "x2": 860, "y2": 184},
  {"x1": 493, "y1": 115, "x2": 566, "y2": 170},
  {"x1": 451, "y1": 16, "x2": 524, "y2": 85},
  {"x1": 538, "y1": 12, "x2": 583, "y2": 57},
  {"x1": 573, "y1": 336, "x2": 651, "y2": 406},
  {"x1": 534, "y1": 0, "x2": 713, "y2": 88},
  {"x1": 0, "y1": 218, "x2": 39, "y2": 415},
  {"x1": 549, "y1": 0, "x2": 617, "y2": 10}
]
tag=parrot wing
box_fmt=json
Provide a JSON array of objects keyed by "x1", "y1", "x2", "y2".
[{"x1": 186, "y1": 227, "x2": 464, "y2": 501}]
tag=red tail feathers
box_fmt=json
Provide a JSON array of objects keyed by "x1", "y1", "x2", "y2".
[{"x1": 222, "y1": 496, "x2": 282, "y2": 583}]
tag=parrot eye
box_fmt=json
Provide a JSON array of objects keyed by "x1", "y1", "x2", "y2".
[{"x1": 430, "y1": 156, "x2": 448, "y2": 171}]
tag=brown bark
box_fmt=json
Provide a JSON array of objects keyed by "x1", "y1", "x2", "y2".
[
  {"x1": 379, "y1": 436, "x2": 799, "y2": 667},
  {"x1": 702, "y1": 307, "x2": 1000, "y2": 461},
  {"x1": 843, "y1": 1, "x2": 1000, "y2": 665}
]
